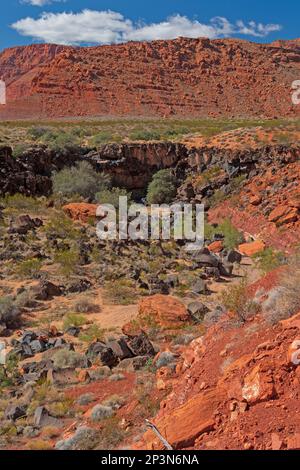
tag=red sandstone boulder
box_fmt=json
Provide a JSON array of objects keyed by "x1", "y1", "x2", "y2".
[
  {"x1": 238, "y1": 240, "x2": 265, "y2": 256},
  {"x1": 138, "y1": 295, "x2": 190, "y2": 329},
  {"x1": 207, "y1": 240, "x2": 223, "y2": 253},
  {"x1": 63, "y1": 203, "x2": 97, "y2": 223}
]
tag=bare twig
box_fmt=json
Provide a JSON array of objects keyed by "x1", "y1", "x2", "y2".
[{"x1": 145, "y1": 419, "x2": 173, "y2": 450}]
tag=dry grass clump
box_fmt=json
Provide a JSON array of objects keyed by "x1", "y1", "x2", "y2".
[{"x1": 262, "y1": 252, "x2": 300, "y2": 324}]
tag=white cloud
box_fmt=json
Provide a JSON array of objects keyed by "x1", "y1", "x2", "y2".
[
  {"x1": 11, "y1": 10, "x2": 282, "y2": 46},
  {"x1": 22, "y1": 0, "x2": 65, "y2": 6}
]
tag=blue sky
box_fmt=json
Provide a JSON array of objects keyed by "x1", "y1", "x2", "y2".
[{"x1": 1, "y1": 0, "x2": 299, "y2": 50}]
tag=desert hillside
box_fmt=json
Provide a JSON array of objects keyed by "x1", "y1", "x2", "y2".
[{"x1": 1, "y1": 37, "x2": 300, "y2": 119}]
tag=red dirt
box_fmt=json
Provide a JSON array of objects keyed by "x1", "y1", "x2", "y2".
[{"x1": 1, "y1": 37, "x2": 300, "y2": 119}]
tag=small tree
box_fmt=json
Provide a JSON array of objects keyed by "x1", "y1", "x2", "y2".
[
  {"x1": 52, "y1": 161, "x2": 111, "y2": 199},
  {"x1": 146, "y1": 169, "x2": 177, "y2": 204}
]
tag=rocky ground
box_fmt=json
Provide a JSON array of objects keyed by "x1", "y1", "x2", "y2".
[{"x1": 0, "y1": 125, "x2": 299, "y2": 451}]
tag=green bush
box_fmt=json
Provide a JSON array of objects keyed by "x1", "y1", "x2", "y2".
[
  {"x1": 146, "y1": 169, "x2": 177, "y2": 204},
  {"x1": 205, "y1": 218, "x2": 243, "y2": 249},
  {"x1": 95, "y1": 187, "x2": 132, "y2": 209},
  {"x1": 0, "y1": 194, "x2": 45, "y2": 213},
  {"x1": 52, "y1": 161, "x2": 111, "y2": 199},
  {"x1": 103, "y1": 279, "x2": 136, "y2": 305},
  {"x1": 54, "y1": 248, "x2": 80, "y2": 276},
  {"x1": 91, "y1": 132, "x2": 115, "y2": 145},
  {"x1": 129, "y1": 130, "x2": 161, "y2": 141},
  {"x1": 63, "y1": 313, "x2": 86, "y2": 331},
  {"x1": 79, "y1": 325, "x2": 105, "y2": 343},
  {"x1": 218, "y1": 219, "x2": 244, "y2": 250},
  {"x1": 15, "y1": 258, "x2": 42, "y2": 278},
  {"x1": 44, "y1": 213, "x2": 81, "y2": 240},
  {"x1": 40, "y1": 129, "x2": 80, "y2": 150},
  {"x1": 252, "y1": 248, "x2": 286, "y2": 274},
  {"x1": 27, "y1": 126, "x2": 49, "y2": 141}
]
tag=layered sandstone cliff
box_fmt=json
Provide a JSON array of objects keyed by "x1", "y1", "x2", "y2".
[{"x1": 1, "y1": 37, "x2": 300, "y2": 119}]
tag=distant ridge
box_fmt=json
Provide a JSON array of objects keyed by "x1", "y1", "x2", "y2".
[{"x1": 0, "y1": 37, "x2": 300, "y2": 119}]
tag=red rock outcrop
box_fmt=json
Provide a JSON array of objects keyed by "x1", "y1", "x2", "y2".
[
  {"x1": 1, "y1": 37, "x2": 300, "y2": 119},
  {"x1": 63, "y1": 203, "x2": 98, "y2": 223},
  {"x1": 135, "y1": 311, "x2": 300, "y2": 450},
  {"x1": 138, "y1": 294, "x2": 190, "y2": 329}
]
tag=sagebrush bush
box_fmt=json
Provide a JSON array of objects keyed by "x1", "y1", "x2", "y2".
[
  {"x1": 0, "y1": 297, "x2": 21, "y2": 329},
  {"x1": 52, "y1": 161, "x2": 111, "y2": 199},
  {"x1": 52, "y1": 349, "x2": 86, "y2": 369},
  {"x1": 74, "y1": 298, "x2": 97, "y2": 314},
  {"x1": 146, "y1": 169, "x2": 177, "y2": 204},
  {"x1": 262, "y1": 253, "x2": 300, "y2": 324},
  {"x1": 91, "y1": 404, "x2": 114, "y2": 422}
]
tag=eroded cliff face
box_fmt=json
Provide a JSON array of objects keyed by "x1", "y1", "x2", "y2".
[
  {"x1": 0, "y1": 143, "x2": 188, "y2": 195},
  {"x1": 1, "y1": 37, "x2": 300, "y2": 119},
  {"x1": 1, "y1": 142, "x2": 299, "y2": 197}
]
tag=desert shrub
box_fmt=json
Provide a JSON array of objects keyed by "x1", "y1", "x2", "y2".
[
  {"x1": 103, "y1": 394, "x2": 125, "y2": 409},
  {"x1": 91, "y1": 132, "x2": 115, "y2": 145},
  {"x1": 0, "y1": 297, "x2": 21, "y2": 329},
  {"x1": 103, "y1": 279, "x2": 136, "y2": 305},
  {"x1": 41, "y1": 426, "x2": 61, "y2": 439},
  {"x1": 146, "y1": 169, "x2": 177, "y2": 204},
  {"x1": 76, "y1": 393, "x2": 95, "y2": 406},
  {"x1": 221, "y1": 279, "x2": 258, "y2": 323},
  {"x1": 55, "y1": 426, "x2": 99, "y2": 450},
  {"x1": 79, "y1": 324, "x2": 105, "y2": 343},
  {"x1": 0, "y1": 194, "x2": 44, "y2": 213},
  {"x1": 262, "y1": 254, "x2": 300, "y2": 324},
  {"x1": 48, "y1": 398, "x2": 74, "y2": 418},
  {"x1": 53, "y1": 248, "x2": 80, "y2": 276},
  {"x1": 13, "y1": 144, "x2": 31, "y2": 157},
  {"x1": 15, "y1": 258, "x2": 42, "y2": 278},
  {"x1": 26, "y1": 440, "x2": 53, "y2": 451},
  {"x1": 209, "y1": 189, "x2": 227, "y2": 207},
  {"x1": 44, "y1": 213, "x2": 81, "y2": 240},
  {"x1": 96, "y1": 416, "x2": 125, "y2": 450},
  {"x1": 0, "y1": 354, "x2": 20, "y2": 389},
  {"x1": 74, "y1": 298, "x2": 98, "y2": 314},
  {"x1": 252, "y1": 248, "x2": 286, "y2": 274},
  {"x1": 200, "y1": 166, "x2": 222, "y2": 184},
  {"x1": 63, "y1": 313, "x2": 86, "y2": 331},
  {"x1": 52, "y1": 349, "x2": 87, "y2": 369},
  {"x1": 40, "y1": 129, "x2": 80, "y2": 150},
  {"x1": 27, "y1": 126, "x2": 49, "y2": 140},
  {"x1": 52, "y1": 161, "x2": 111, "y2": 199},
  {"x1": 95, "y1": 187, "x2": 132, "y2": 209},
  {"x1": 218, "y1": 219, "x2": 244, "y2": 250},
  {"x1": 90, "y1": 404, "x2": 114, "y2": 422},
  {"x1": 129, "y1": 130, "x2": 161, "y2": 141}
]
